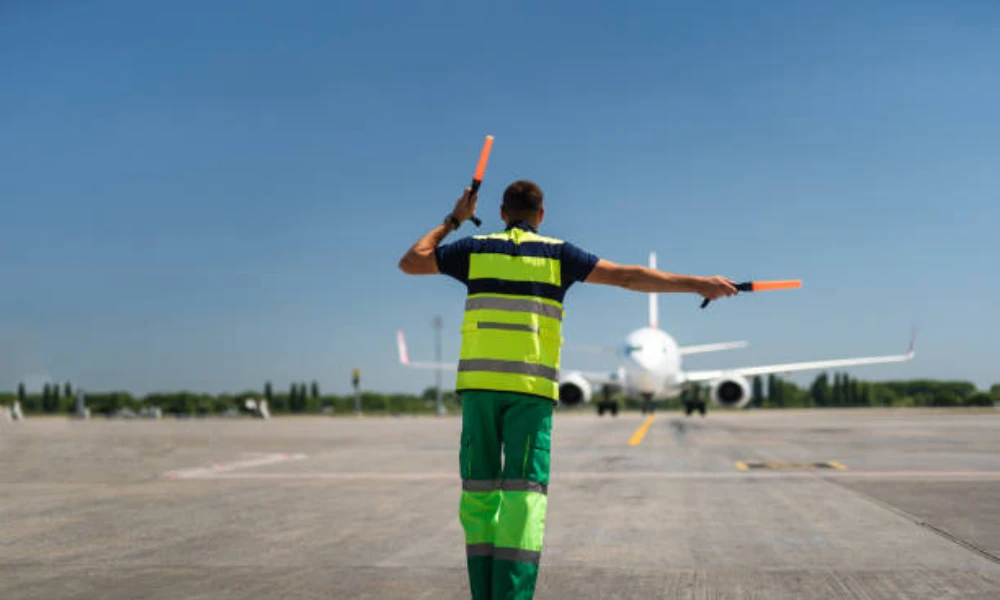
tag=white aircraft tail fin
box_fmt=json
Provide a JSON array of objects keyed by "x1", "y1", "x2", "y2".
[
  {"x1": 397, "y1": 330, "x2": 411, "y2": 366},
  {"x1": 648, "y1": 252, "x2": 659, "y2": 330},
  {"x1": 396, "y1": 330, "x2": 455, "y2": 370}
]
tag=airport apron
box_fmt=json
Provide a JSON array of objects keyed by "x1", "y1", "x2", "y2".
[{"x1": 456, "y1": 229, "x2": 563, "y2": 600}]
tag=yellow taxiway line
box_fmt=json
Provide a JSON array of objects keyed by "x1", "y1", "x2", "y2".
[{"x1": 628, "y1": 415, "x2": 656, "y2": 446}]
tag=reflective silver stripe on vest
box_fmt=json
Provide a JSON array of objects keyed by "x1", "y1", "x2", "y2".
[
  {"x1": 494, "y1": 547, "x2": 541, "y2": 564},
  {"x1": 462, "y1": 479, "x2": 501, "y2": 492},
  {"x1": 466, "y1": 543, "x2": 494, "y2": 557},
  {"x1": 466, "y1": 297, "x2": 563, "y2": 321},
  {"x1": 502, "y1": 479, "x2": 548, "y2": 495},
  {"x1": 458, "y1": 359, "x2": 558, "y2": 382},
  {"x1": 477, "y1": 321, "x2": 539, "y2": 334}
]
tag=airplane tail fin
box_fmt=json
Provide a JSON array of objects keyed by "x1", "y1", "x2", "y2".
[
  {"x1": 396, "y1": 329, "x2": 456, "y2": 371},
  {"x1": 649, "y1": 252, "x2": 659, "y2": 329},
  {"x1": 396, "y1": 330, "x2": 411, "y2": 366}
]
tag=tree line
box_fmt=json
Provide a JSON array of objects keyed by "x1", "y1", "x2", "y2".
[
  {"x1": 0, "y1": 381, "x2": 461, "y2": 416},
  {"x1": 746, "y1": 373, "x2": 997, "y2": 408},
  {"x1": 2, "y1": 375, "x2": 997, "y2": 417}
]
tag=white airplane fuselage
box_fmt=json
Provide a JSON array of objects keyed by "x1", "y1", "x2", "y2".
[{"x1": 621, "y1": 327, "x2": 684, "y2": 399}]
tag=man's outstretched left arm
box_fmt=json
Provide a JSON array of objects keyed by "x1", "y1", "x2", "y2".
[{"x1": 398, "y1": 188, "x2": 478, "y2": 275}]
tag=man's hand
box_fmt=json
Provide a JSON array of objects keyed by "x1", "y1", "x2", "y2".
[
  {"x1": 451, "y1": 187, "x2": 478, "y2": 223},
  {"x1": 697, "y1": 276, "x2": 738, "y2": 301}
]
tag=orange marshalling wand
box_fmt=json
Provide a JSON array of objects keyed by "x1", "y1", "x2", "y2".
[
  {"x1": 746, "y1": 280, "x2": 801, "y2": 292},
  {"x1": 701, "y1": 279, "x2": 802, "y2": 308},
  {"x1": 467, "y1": 135, "x2": 494, "y2": 227}
]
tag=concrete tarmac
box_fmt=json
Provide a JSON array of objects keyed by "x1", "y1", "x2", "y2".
[{"x1": 2, "y1": 408, "x2": 1000, "y2": 599}]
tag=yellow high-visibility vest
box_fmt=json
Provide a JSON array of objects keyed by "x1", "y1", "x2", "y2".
[{"x1": 456, "y1": 228, "x2": 564, "y2": 402}]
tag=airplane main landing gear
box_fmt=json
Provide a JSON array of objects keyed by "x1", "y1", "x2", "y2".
[
  {"x1": 597, "y1": 401, "x2": 619, "y2": 416},
  {"x1": 683, "y1": 402, "x2": 707, "y2": 417},
  {"x1": 640, "y1": 393, "x2": 655, "y2": 415}
]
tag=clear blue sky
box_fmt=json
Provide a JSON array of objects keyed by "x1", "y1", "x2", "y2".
[{"x1": 2, "y1": 2, "x2": 998, "y2": 395}]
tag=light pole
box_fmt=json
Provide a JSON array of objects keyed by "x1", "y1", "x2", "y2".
[
  {"x1": 352, "y1": 368, "x2": 361, "y2": 415},
  {"x1": 432, "y1": 316, "x2": 444, "y2": 416}
]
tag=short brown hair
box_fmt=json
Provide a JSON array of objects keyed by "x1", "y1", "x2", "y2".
[{"x1": 502, "y1": 180, "x2": 544, "y2": 220}]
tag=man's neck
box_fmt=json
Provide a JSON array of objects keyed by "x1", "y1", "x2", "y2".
[{"x1": 505, "y1": 220, "x2": 539, "y2": 232}]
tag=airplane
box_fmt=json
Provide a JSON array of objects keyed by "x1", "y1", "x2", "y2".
[{"x1": 397, "y1": 252, "x2": 915, "y2": 416}]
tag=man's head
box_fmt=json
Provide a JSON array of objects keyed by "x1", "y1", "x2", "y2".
[{"x1": 501, "y1": 180, "x2": 545, "y2": 228}]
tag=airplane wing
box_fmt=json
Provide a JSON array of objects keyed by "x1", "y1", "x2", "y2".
[
  {"x1": 678, "y1": 341, "x2": 749, "y2": 355},
  {"x1": 397, "y1": 330, "x2": 622, "y2": 385},
  {"x1": 683, "y1": 333, "x2": 916, "y2": 383}
]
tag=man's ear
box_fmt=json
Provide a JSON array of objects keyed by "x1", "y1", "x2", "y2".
[{"x1": 537, "y1": 206, "x2": 545, "y2": 226}]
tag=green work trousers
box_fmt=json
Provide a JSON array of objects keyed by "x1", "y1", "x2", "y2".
[{"x1": 459, "y1": 390, "x2": 554, "y2": 600}]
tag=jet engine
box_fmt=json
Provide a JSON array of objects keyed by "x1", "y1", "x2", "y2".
[
  {"x1": 558, "y1": 372, "x2": 592, "y2": 407},
  {"x1": 709, "y1": 374, "x2": 751, "y2": 409}
]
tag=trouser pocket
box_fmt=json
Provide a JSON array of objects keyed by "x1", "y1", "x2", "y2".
[
  {"x1": 460, "y1": 433, "x2": 472, "y2": 479},
  {"x1": 525, "y1": 431, "x2": 551, "y2": 483}
]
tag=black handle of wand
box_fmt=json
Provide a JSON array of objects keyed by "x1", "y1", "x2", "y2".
[
  {"x1": 700, "y1": 282, "x2": 753, "y2": 309},
  {"x1": 468, "y1": 180, "x2": 483, "y2": 227}
]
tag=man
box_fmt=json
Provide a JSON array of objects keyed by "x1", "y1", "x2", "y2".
[{"x1": 398, "y1": 180, "x2": 735, "y2": 599}]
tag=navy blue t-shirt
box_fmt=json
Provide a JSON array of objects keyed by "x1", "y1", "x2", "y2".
[{"x1": 435, "y1": 222, "x2": 599, "y2": 301}]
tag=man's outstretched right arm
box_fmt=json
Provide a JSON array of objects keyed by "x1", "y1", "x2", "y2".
[{"x1": 585, "y1": 259, "x2": 737, "y2": 302}]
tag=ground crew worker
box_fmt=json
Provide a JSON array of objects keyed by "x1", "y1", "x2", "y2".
[{"x1": 398, "y1": 180, "x2": 736, "y2": 599}]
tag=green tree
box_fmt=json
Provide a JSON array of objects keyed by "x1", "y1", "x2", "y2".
[
  {"x1": 871, "y1": 384, "x2": 898, "y2": 407},
  {"x1": 42, "y1": 384, "x2": 52, "y2": 413},
  {"x1": 310, "y1": 381, "x2": 320, "y2": 399},
  {"x1": 288, "y1": 383, "x2": 299, "y2": 413},
  {"x1": 264, "y1": 381, "x2": 274, "y2": 404},
  {"x1": 810, "y1": 373, "x2": 830, "y2": 407},
  {"x1": 17, "y1": 382, "x2": 26, "y2": 405},
  {"x1": 64, "y1": 381, "x2": 73, "y2": 399},
  {"x1": 832, "y1": 373, "x2": 842, "y2": 407},
  {"x1": 769, "y1": 375, "x2": 785, "y2": 408},
  {"x1": 990, "y1": 384, "x2": 1000, "y2": 404},
  {"x1": 860, "y1": 382, "x2": 873, "y2": 406},
  {"x1": 751, "y1": 376, "x2": 764, "y2": 407},
  {"x1": 966, "y1": 392, "x2": 993, "y2": 407}
]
